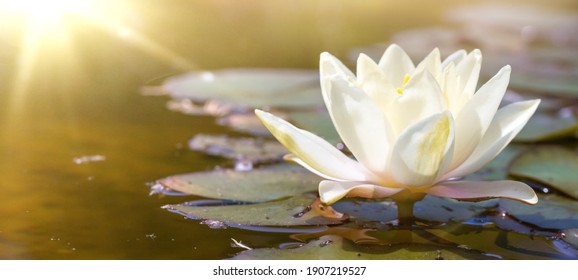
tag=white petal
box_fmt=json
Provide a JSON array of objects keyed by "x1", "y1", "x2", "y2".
[
  {"x1": 389, "y1": 69, "x2": 446, "y2": 135},
  {"x1": 415, "y1": 48, "x2": 441, "y2": 78},
  {"x1": 455, "y1": 49, "x2": 482, "y2": 101},
  {"x1": 255, "y1": 109, "x2": 373, "y2": 182},
  {"x1": 390, "y1": 111, "x2": 454, "y2": 186},
  {"x1": 377, "y1": 44, "x2": 415, "y2": 86},
  {"x1": 319, "y1": 180, "x2": 403, "y2": 204},
  {"x1": 425, "y1": 180, "x2": 538, "y2": 204},
  {"x1": 445, "y1": 99, "x2": 540, "y2": 179},
  {"x1": 450, "y1": 66, "x2": 512, "y2": 169},
  {"x1": 325, "y1": 77, "x2": 394, "y2": 176},
  {"x1": 356, "y1": 53, "x2": 397, "y2": 111},
  {"x1": 440, "y1": 62, "x2": 461, "y2": 114},
  {"x1": 319, "y1": 52, "x2": 357, "y2": 116},
  {"x1": 441, "y1": 49, "x2": 466, "y2": 69}
]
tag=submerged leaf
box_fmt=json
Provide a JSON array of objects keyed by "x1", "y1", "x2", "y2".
[
  {"x1": 163, "y1": 68, "x2": 323, "y2": 108},
  {"x1": 509, "y1": 146, "x2": 578, "y2": 199},
  {"x1": 154, "y1": 163, "x2": 320, "y2": 203},
  {"x1": 231, "y1": 235, "x2": 497, "y2": 260},
  {"x1": 500, "y1": 196, "x2": 578, "y2": 230},
  {"x1": 188, "y1": 134, "x2": 287, "y2": 164},
  {"x1": 165, "y1": 195, "x2": 345, "y2": 227}
]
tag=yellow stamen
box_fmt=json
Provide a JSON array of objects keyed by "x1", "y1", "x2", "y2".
[{"x1": 396, "y1": 74, "x2": 411, "y2": 95}]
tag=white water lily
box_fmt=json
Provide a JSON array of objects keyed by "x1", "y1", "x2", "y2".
[{"x1": 255, "y1": 44, "x2": 540, "y2": 206}]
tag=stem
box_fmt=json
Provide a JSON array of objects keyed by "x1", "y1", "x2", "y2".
[{"x1": 396, "y1": 199, "x2": 415, "y2": 228}]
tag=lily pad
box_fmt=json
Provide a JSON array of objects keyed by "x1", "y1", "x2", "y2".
[
  {"x1": 463, "y1": 145, "x2": 525, "y2": 181},
  {"x1": 288, "y1": 110, "x2": 341, "y2": 144},
  {"x1": 231, "y1": 235, "x2": 497, "y2": 260},
  {"x1": 414, "y1": 196, "x2": 497, "y2": 223},
  {"x1": 188, "y1": 134, "x2": 287, "y2": 164},
  {"x1": 509, "y1": 146, "x2": 578, "y2": 199},
  {"x1": 163, "y1": 68, "x2": 323, "y2": 108},
  {"x1": 515, "y1": 111, "x2": 578, "y2": 142},
  {"x1": 154, "y1": 163, "x2": 320, "y2": 203},
  {"x1": 164, "y1": 195, "x2": 345, "y2": 227},
  {"x1": 500, "y1": 196, "x2": 578, "y2": 230},
  {"x1": 330, "y1": 195, "x2": 495, "y2": 223}
]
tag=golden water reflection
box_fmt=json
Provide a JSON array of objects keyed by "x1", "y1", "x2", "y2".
[{"x1": 0, "y1": 0, "x2": 576, "y2": 259}]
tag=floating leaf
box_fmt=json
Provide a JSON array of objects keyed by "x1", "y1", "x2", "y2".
[
  {"x1": 188, "y1": 134, "x2": 287, "y2": 164},
  {"x1": 509, "y1": 146, "x2": 578, "y2": 199},
  {"x1": 414, "y1": 196, "x2": 497, "y2": 223},
  {"x1": 231, "y1": 235, "x2": 497, "y2": 260},
  {"x1": 288, "y1": 110, "x2": 341, "y2": 144},
  {"x1": 332, "y1": 199, "x2": 397, "y2": 223},
  {"x1": 330, "y1": 195, "x2": 495, "y2": 224},
  {"x1": 500, "y1": 196, "x2": 578, "y2": 230},
  {"x1": 154, "y1": 163, "x2": 320, "y2": 203},
  {"x1": 463, "y1": 145, "x2": 525, "y2": 181},
  {"x1": 515, "y1": 111, "x2": 578, "y2": 142},
  {"x1": 164, "y1": 195, "x2": 345, "y2": 227},
  {"x1": 163, "y1": 68, "x2": 323, "y2": 108}
]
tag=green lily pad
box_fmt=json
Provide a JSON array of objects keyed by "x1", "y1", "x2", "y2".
[
  {"x1": 330, "y1": 195, "x2": 495, "y2": 223},
  {"x1": 164, "y1": 195, "x2": 345, "y2": 227},
  {"x1": 154, "y1": 163, "x2": 320, "y2": 203},
  {"x1": 500, "y1": 196, "x2": 578, "y2": 230},
  {"x1": 415, "y1": 196, "x2": 497, "y2": 223},
  {"x1": 231, "y1": 235, "x2": 497, "y2": 259},
  {"x1": 515, "y1": 111, "x2": 578, "y2": 143},
  {"x1": 163, "y1": 68, "x2": 323, "y2": 109},
  {"x1": 188, "y1": 134, "x2": 287, "y2": 164},
  {"x1": 463, "y1": 145, "x2": 525, "y2": 181},
  {"x1": 288, "y1": 110, "x2": 341, "y2": 144},
  {"x1": 509, "y1": 146, "x2": 578, "y2": 199},
  {"x1": 332, "y1": 199, "x2": 397, "y2": 223}
]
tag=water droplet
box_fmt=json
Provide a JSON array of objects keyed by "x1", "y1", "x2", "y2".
[
  {"x1": 336, "y1": 143, "x2": 345, "y2": 150},
  {"x1": 201, "y1": 220, "x2": 228, "y2": 229},
  {"x1": 319, "y1": 240, "x2": 333, "y2": 247},
  {"x1": 234, "y1": 159, "x2": 253, "y2": 171}
]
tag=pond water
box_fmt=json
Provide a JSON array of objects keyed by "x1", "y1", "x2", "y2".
[{"x1": 1, "y1": 0, "x2": 577, "y2": 259}]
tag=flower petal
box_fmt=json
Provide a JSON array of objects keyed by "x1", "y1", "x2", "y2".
[
  {"x1": 425, "y1": 180, "x2": 538, "y2": 204},
  {"x1": 445, "y1": 99, "x2": 540, "y2": 179},
  {"x1": 255, "y1": 109, "x2": 373, "y2": 182},
  {"x1": 356, "y1": 53, "x2": 397, "y2": 111},
  {"x1": 377, "y1": 44, "x2": 415, "y2": 87},
  {"x1": 324, "y1": 77, "x2": 394, "y2": 176},
  {"x1": 450, "y1": 65, "x2": 511, "y2": 169},
  {"x1": 441, "y1": 49, "x2": 466, "y2": 69},
  {"x1": 319, "y1": 180, "x2": 403, "y2": 205},
  {"x1": 319, "y1": 52, "x2": 357, "y2": 115},
  {"x1": 415, "y1": 48, "x2": 441, "y2": 78},
  {"x1": 390, "y1": 111, "x2": 454, "y2": 186},
  {"x1": 388, "y1": 69, "x2": 446, "y2": 135},
  {"x1": 455, "y1": 49, "x2": 482, "y2": 101}
]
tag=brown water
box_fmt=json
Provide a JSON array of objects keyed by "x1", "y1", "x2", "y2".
[{"x1": 0, "y1": 0, "x2": 575, "y2": 259}]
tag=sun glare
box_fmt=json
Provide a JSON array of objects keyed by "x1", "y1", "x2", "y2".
[{"x1": 1, "y1": 0, "x2": 196, "y2": 118}]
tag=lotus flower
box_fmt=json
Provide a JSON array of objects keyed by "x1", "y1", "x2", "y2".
[{"x1": 255, "y1": 44, "x2": 540, "y2": 206}]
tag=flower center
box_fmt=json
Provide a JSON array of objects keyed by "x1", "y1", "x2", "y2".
[{"x1": 396, "y1": 74, "x2": 411, "y2": 95}]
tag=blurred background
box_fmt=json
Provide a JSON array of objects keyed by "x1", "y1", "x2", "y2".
[{"x1": 0, "y1": 0, "x2": 576, "y2": 259}]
